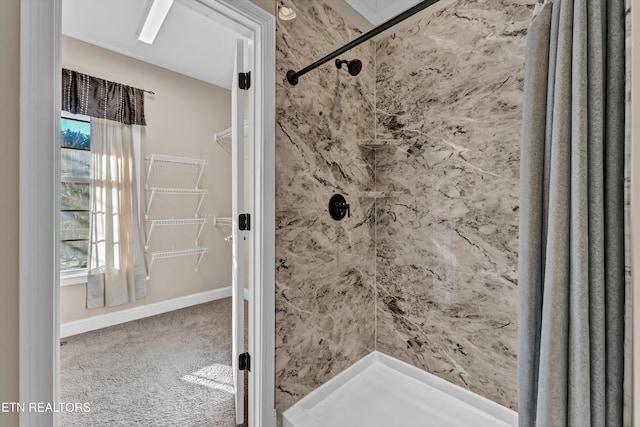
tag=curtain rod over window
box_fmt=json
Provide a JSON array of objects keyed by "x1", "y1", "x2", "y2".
[
  {"x1": 286, "y1": 0, "x2": 441, "y2": 85},
  {"x1": 62, "y1": 68, "x2": 148, "y2": 125}
]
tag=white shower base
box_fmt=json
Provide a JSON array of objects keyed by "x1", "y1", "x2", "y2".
[{"x1": 283, "y1": 351, "x2": 517, "y2": 427}]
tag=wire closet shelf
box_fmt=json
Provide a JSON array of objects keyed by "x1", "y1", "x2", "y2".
[{"x1": 144, "y1": 154, "x2": 211, "y2": 275}]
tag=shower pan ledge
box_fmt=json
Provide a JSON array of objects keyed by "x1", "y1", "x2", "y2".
[{"x1": 283, "y1": 351, "x2": 517, "y2": 427}]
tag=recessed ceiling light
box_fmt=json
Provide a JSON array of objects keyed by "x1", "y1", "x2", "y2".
[
  {"x1": 278, "y1": 1, "x2": 296, "y2": 21},
  {"x1": 138, "y1": 0, "x2": 174, "y2": 44}
]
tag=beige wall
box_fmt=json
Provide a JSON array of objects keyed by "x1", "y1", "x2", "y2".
[
  {"x1": 60, "y1": 36, "x2": 233, "y2": 322},
  {"x1": 0, "y1": 1, "x2": 20, "y2": 426},
  {"x1": 252, "y1": 0, "x2": 275, "y2": 15}
]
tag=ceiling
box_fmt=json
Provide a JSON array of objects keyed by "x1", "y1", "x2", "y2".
[
  {"x1": 62, "y1": 0, "x2": 244, "y2": 89},
  {"x1": 61, "y1": 0, "x2": 426, "y2": 91},
  {"x1": 344, "y1": 0, "x2": 424, "y2": 26}
]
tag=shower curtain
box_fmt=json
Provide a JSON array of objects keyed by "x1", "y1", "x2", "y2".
[{"x1": 517, "y1": 0, "x2": 625, "y2": 425}]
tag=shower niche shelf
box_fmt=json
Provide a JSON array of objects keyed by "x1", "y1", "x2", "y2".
[
  {"x1": 356, "y1": 139, "x2": 405, "y2": 201},
  {"x1": 358, "y1": 191, "x2": 405, "y2": 199},
  {"x1": 144, "y1": 154, "x2": 210, "y2": 275},
  {"x1": 357, "y1": 139, "x2": 401, "y2": 150}
]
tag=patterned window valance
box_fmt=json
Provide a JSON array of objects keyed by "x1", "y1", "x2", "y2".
[{"x1": 62, "y1": 68, "x2": 147, "y2": 126}]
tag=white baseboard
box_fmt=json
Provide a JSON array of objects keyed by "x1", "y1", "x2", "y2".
[{"x1": 60, "y1": 286, "x2": 250, "y2": 338}]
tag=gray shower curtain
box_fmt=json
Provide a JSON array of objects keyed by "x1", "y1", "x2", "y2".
[{"x1": 517, "y1": 0, "x2": 625, "y2": 426}]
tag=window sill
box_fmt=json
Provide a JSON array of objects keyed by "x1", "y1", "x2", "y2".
[{"x1": 60, "y1": 270, "x2": 88, "y2": 286}]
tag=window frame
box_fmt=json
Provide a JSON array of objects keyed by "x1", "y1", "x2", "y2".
[
  {"x1": 59, "y1": 111, "x2": 91, "y2": 286},
  {"x1": 59, "y1": 111, "x2": 142, "y2": 286}
]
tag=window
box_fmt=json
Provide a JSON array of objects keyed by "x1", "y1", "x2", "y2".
[{"x1": 60, "y1": 115, "x2": 91, "y2": 275}]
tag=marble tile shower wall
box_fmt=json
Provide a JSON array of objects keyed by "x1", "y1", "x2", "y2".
[
  {"x1": 275, "y1": 0, "x2": 535, "y2": 415},
  {"x1": 275, "y1": 0, "x2": 376, "y2": 413},
  {"x1": 374, "y1": 0, "x2": 535, "y2": 410}
]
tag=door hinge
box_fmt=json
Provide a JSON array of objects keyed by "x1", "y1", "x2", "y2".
[
  {"x1": 239, "y1": 213, "x2": 251, "y2": 231},
  {"x1": 239, "y1": 72, "x2": 251, "y2": 90},
  {"x1": 239, "y1": 352, "x2": 251, "y2": 371}
]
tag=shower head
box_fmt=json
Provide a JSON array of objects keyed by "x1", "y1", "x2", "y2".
[{"x1": 335, "y1": 59, "x2": 362, "y2": 77}]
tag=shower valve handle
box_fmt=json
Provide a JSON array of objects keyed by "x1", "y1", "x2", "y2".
[
  {"x1": 337, "y1": 201, "x2": 351, "y2": 218},
  {"x1": 329, "y1": 194, "x2": 350, "y2": 221}
]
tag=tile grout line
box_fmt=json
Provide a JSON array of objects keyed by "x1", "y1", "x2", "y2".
[{"x1": 373, "y1": 38, "x2": 378, "y2": 350}]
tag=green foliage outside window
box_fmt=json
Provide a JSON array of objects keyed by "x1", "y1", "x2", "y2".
[{"x1": 61, "y1": 128, "x2": 90, "y2": 149}]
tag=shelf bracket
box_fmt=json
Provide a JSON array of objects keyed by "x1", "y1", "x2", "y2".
[
  {"x1": 195, "y1": 192, "x2": 206, "y2": 217},
  {"x1": 195, "y1": 163, "x2": 206, "y2": 189},
  {"x1": 195, "y1": 220, "x2": 206, "y2": 245},
  {"x1": 146, "y1": 222, "x2": 156, "y2": 249},
  {"x1": 195, "y1": 250, "x2": 207, "y2": 272},
  {"x1": 145, "y1": 157, "x2": 155, "y2": 190},
  {"x1": 148, "y1": 256, "x2": 156, "y2": 274},
  {"x1": 147, "y1": 189, "x2": 157, "y2": 218}
]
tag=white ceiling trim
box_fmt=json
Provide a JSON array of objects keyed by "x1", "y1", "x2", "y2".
[{"x1": 343, "y1": 0, "x2": 424, "y2": 26}]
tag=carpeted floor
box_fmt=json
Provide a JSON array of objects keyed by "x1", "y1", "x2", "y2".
[{"x1": 60, "y1": 298, "x2": 240, "y2": 427}]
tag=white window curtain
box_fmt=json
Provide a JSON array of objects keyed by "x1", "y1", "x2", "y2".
[{"x1": 87, "y1": 117, "x2": 147, "y2": 308}]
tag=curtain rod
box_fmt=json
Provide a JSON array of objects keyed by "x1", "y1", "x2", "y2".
[
  {"x1": 64, "y1": 67, "x2": 156, "y2": 95},
  {"x1": 286, "y1": 0, "x2": 441, "y2": 85}
]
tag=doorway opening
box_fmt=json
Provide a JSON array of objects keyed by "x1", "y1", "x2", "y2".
[{"x1": 18, "y1": 0, "x2": 275, "y2": 426}]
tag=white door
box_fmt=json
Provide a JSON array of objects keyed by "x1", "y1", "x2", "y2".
[{"x1": 231, "y1": 38, "x2": 247, "y2": 426}]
